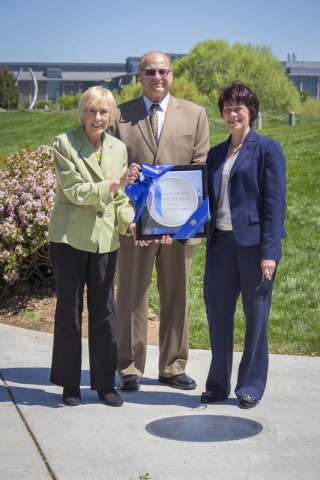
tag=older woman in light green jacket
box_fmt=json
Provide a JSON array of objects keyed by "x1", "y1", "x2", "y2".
[{"x1": 49, "y1": 86, "x2": 140, "y2": 407}]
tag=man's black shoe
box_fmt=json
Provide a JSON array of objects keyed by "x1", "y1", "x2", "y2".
[
  {"x1": 119, "y1": 374, "x2": 140, "y2": 391},
  {"x1": 239, "y1": 394, "x2": 259, "y2": 409},
  {"x1": 200, "y1": 391, "x2": 220, "y2": 404},
  {"x1": 158, "y1": 373, "x2": 197, "y2": 390}
]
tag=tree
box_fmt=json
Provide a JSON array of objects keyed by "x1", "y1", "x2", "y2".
[
  {"x1": 173, "y1": 40, "x2": 300, "y2": 110},
  {"x1": 0, "y1": 67, "x2": 20, "y2": 110},
  {"x1": 112, "y1": 81, "x2": 142, "y2": 104},
  {"x1": 169, "y1": 75, "x2": 207, "y2": 105},
  {"x1": 112, "y1": 75, "x2": 206, "y2": 106}
]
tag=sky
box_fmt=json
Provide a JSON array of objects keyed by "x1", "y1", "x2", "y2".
[{"x1": 0, "y1": 0, "x2": 319, "y2": 64}]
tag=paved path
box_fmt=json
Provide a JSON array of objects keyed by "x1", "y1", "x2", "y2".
[{"x1": 0, "y1": 323, "x2": 319, "y2": 479}]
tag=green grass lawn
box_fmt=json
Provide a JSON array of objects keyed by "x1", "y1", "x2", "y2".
[
  {"x1": 0, "y1": 110, "x2": 79, "y2": 157},
  {"x1": 1, "y1": 108, "x2": 319, "y2": 355}
]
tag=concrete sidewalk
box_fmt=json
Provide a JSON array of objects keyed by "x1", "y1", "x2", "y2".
[{"x1": 0, "y1": 323, "x2": 319, "y2": 480}]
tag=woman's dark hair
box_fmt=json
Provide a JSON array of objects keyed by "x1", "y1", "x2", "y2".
[{"x1": 218, "y1": 82, "x2": 259, "y2": 127}]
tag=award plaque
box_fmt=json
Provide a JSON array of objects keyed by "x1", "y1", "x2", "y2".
[{"x1": 136, "y1": 165, "x2": 208, "y2": 240}]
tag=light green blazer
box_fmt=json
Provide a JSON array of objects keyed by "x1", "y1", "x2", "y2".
[{"x1": 48, "y1": 125, "x2": 134, "y2": 253}]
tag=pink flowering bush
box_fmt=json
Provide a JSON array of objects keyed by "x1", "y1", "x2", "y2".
[{"x1": 0, "y1": 146, "x2": 56, "y2": 290}]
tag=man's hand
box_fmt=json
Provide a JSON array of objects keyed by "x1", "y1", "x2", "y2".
[
  {"x1": 129, "y1": 223, "x2": 152, "y2": 247},
  {"x1": 154, "y1": 235, "x2": 173, "y2": 245}
]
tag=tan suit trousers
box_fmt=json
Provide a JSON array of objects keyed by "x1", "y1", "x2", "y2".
[{"x1": 116, "y1": 240, "x2": 196, "y2": 378}]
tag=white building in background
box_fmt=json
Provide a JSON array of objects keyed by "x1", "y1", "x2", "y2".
[
  {"x1": 283, "y1": 54, "x2": 320, "y2": 100},
  {"x1": 1, "y1": 53, "x2": 319, "y2": 106},
  {"x1": 1, "y1": 55, "x2": 186, "y2": 106}
]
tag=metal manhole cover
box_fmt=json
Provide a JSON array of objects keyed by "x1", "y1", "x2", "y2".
[{"x1": 146, "y1": 414, "x2": 263, "y2": 442}]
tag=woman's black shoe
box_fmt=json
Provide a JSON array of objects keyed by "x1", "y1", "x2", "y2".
[
  {"x1": 200, "y1": 391, "x2": 220, "y2": 404},
  {"x1": 63, "y1": 387, "x2": 81, "y2": 406},
  {"x1": 239, "y1": 394, "x2": 259, "y2": 409},
  {"x1": 98, "y1": 389, "x2": 124, "y2": 406}
]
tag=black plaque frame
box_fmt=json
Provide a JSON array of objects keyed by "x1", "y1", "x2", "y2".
[{"x1": 136, "y1": 164, "x2": 208, "y2": 240}]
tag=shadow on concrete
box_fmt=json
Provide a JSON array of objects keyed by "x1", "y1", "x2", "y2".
[
  {"x1": 0, "y1": 369, "x2": 241, "y2": 410},
  {"x1": 116, "y1": 389, "x2": 240, "y2": 408},
  {"x1": 0, "y1": 367, "x2": 93, "y2": 386}
]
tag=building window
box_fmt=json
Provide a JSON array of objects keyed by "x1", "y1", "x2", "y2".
[
  {"x1": 47, "y1": 81, "x2": 61, "y2": 101},
  {"x1": 290, "y1": 76, "x2": 300, "y2": 91},
  {"x1": 302, "y1": 76, "x2": 317, "y2": 97}
]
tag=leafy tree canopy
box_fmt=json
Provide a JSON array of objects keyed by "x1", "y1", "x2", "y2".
[
  {"x1": 112, "y1": 75, "x2": 206, "y2": 106},
  {"x1": 173, "y1": 40, "x2": 300, "y2": 110},
  {"x1": 0, "y1": 67, "x2": 20, "y2": 110}
]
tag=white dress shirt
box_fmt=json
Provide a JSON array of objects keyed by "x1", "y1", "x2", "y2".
[{"x1": 216, "y1": 153, "x2": 238, "y2": 230}]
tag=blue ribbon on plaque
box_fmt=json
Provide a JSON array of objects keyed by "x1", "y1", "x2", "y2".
[
  {"x1": 172, "y1": 197, "x2": 210, "y2": 240},
  {"x1": 125, "y1": 164, "x2": 175, "y2": 222}
]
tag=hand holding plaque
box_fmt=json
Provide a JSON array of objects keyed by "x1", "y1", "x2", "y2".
[{"x1": 125, "y1": 165, "x2": 209, "y2": 241}]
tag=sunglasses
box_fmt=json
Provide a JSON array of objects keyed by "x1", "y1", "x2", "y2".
[
  {"x1": 255, "y1": 277, "x2": 269, "y2": 304},
  {"x1": 140, "y1": 69, "x2": 171, "y2": 77}
]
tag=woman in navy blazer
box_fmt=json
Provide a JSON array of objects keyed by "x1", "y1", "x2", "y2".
[{"x1": 201, "y1": 82, "x2": 286, "y2": 409}]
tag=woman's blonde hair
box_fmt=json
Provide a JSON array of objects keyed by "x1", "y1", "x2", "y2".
[{"x1": 77, "y1": 86, "x2": 117, "y2": 127}]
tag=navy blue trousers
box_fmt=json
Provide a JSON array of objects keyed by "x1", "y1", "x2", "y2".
[
  {"x1": 204, "y1": 230, "x2": 280, "y2": 401},
  {"x1": 50, "y1": 242, "x2": 117, "y2": 391}
]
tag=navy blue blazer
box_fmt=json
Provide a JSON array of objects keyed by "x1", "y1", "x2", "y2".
[{"x1": 206, "y1": 128, "x2": 287, "y2": 260}]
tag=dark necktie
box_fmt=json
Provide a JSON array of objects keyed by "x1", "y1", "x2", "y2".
[{"x1": 149, "y1": 103, "x2": 159, "y2": 145}]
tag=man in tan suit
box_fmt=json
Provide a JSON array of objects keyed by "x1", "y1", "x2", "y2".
[{"x1": 108, "y1": 51, "x2": 210, "y2": 390}]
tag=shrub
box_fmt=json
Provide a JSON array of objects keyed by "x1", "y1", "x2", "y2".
[
  {"x1": 72, "y1": 92, "x2": 83, "y2": 107},
  {"x1": 58, "y1": 92, "x2": 83, "y2": 110},
  {"x1": 295, "y1": 97, "x2": 320, "y2": 117},
  {"x1": 58, "y1": 94, "x2": 74, "y2": 109},
  {"x1": 0, "y1": 146, "x2": 56, "y2": 291},
  {"x1": 34, "y1": 100, "x2": 54, "y2": 110},
  {"x1": 299, "y1": 90, "x2": 309, "y2": 104}
]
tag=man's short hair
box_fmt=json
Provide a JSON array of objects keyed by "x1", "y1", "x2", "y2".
[{"x1": 139, "y1": 51, "x2": 172, "y2": 69}]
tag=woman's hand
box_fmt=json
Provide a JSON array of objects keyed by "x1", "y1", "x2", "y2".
[
  {"x1": 119, "y1": 163, "x2": 141, "y2": 188},
  {"x1": 129, "y1": 223, "x2": 152, "y2": 247},
  {"x1": 261, "y1": 259, "x2": 276, "y2": 280},
  {"x1": 109, "y1": 163, "x2": 141, "y2": 192}
]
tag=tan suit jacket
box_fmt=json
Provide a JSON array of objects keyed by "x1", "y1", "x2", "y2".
[
  {"x1": 108, "y1": 94, "x2": 210, "y2": 245},
  {"x1": 48, "y1": 125, "x2": 134, "y2": 253}
]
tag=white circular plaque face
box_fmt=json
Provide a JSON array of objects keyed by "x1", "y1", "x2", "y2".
[{"x1": 147, "y1": 177, "x2": 198, "y2": 227}]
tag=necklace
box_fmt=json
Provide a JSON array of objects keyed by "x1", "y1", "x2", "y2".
[
  {"x1": 229, "y1": 127, "x2": 250, "y2": 151},
  {"x1": 229, "y1": 142, "x2": 242, "y2": 152}
]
